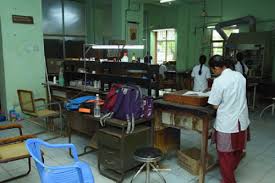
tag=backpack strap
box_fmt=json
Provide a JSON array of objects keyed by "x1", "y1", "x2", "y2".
[
  {"x1": 99, "y1": 112, "x2": 113, "y2": 126},
  {"x1": 130, "y1": 113, "x2": 135, "y2": 134},
  {"x1": 126, "y1": 114, "x2": 131, "y2": 134}
]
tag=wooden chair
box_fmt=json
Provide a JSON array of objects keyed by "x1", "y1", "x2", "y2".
[
  {"x1": 17, "y1": 89, "x2": 63, "y2": 141},
  {"x1": 0, "y1": 124, "x2": 35, "y2": 182}
]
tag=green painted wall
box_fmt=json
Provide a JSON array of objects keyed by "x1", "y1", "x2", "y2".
[
  {"x1": 144, "y1": 4, "x2": 177, "y2": 64},
  {"x1": 86, "y1": 0, "x2": 112, "y2": 44},
  {"x1": 0, "y1": 18, "x2": 7, "y2": 113},
  {"x1": 87, "y1": 0, "x2": 144, "y2": 57},
  {"x1": 112, "y1": 0, "x2": 126, "y2": 41},
  {"x1": 0, "y1": 0, "x2": 46, "y2": 115},
  {"x1": 144, "y1": 4, "x2": 177, "y2": 29},
  {"x1": 112, "y1": 0, "x2": 144, "y2": 58}
]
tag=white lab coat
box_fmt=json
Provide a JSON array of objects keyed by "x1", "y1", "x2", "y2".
[
  {"x1": 121, "y1": 56, "x2": 129, "y2": 62},
  {"x1": 208, "y1": 69, "x2": 250, "y2": 133},
  {"x1": 159, "y1": 64, "x2": 167, "y2": 79},
  {"x1": 191, "y1": 64, "x2": 211, "y2": 92},
  {"x1": 235, "y1": 61, "x2": 248, "y2": 75}
]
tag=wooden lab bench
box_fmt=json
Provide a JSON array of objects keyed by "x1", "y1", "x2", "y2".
[{"x1": 154, "y1": 99, "x2": 215, "y2": 183}]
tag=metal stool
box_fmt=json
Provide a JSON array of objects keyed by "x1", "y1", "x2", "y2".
[{"x1": 131, "y1": 147, "x2": 166, "y2": 183}]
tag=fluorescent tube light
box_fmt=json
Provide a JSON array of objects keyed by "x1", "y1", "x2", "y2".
[
  {"x1": 123, "y1": 45, "x2": 144, "y2": 49},
  {"x1": 160, "y1": 0, "x2": 176, "y2": 3},
  {"x1": 92, "y1": 45, "x2": 144, "y2": 50},
  {"x1": 152, "y1": 28, "x2": 176, "y2": 32},
  {"x1": 92, "y1": 45, "x2": 119, "y2": 49}
]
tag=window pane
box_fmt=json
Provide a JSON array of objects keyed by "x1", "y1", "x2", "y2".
[
  {"x1": 212, "y1": 42, "x2": 223, "y2": 47},
  {"x1": 212, "y1": 29, "x2": 239, "y2": 41},
  {"x1": 154, "y1": 29, "x2": 177, "y2": 64},
  {"x1": 157, "y1": 41, "x2": 166, "y2": 63},
  {"x1": 167, "y1": 41, "x2": 176, "y2": 61},
  {"x1": 212, "y1": 48, "x2": 223, "y2": 56},
  {"x1": 212, "y1": 30, "x2": 223, "y2": 41},
  {"x1": 167, "y1": 29, "x2": 176, "y2": 40},
  {"x1": 157, "y1": 30, "x2": 167, "y2": 41},
  {"x1": 224, "y1": 29, "x2": 239, "y2": 38}
]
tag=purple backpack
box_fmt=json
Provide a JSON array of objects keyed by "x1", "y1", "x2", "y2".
[
  {"x1": 112, "y1": 86, "x2": 142, "y2": 119},
  {"x1": 112, "y1": 85, "x2": 143, "y2": 133},
  {"x1": 100, "y1": 85, "x2": 143, "y2": 134}
]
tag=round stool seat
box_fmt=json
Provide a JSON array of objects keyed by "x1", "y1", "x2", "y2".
[{"x1": 134, "y1": 147, "x2": 162, "y2": 163}]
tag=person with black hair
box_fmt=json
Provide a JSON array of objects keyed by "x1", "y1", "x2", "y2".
[
  {"x1": 208, "y1": 55, "x2": 250, "y2": 183},
  {"x1": 191, "y1": 55, "x2": 211, "y2": 92},
  {"x1": 235, "y1": 52, "x2": 248, "y2": 77},
  {"x1": 144, "y1": 51, "x2": 152, "y2": 64}
]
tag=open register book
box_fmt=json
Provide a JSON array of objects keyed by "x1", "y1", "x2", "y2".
[
  {"x1": 163, "y1": 90, "x2": 210, "y2": 106},
  {"x1": 182, "y1": 91, "x2": 211, "y2": 97}
]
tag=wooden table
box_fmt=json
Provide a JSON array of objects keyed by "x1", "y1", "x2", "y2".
[{"x1": 154, "y1": 99, "x2": 215, "y2": 183}]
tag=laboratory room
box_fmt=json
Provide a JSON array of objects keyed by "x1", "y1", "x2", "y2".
[{"x1": 0, "y1": 0, "x2": 275, "y2": 183}]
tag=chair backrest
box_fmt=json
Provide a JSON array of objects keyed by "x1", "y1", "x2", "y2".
[
  {"x1": 26, "y1": 139, "x2": 89, "y2": 183},
  {"x1": 25, "y1": 139, "x2": 45, "y2": 178},
  {"x1": 17, "y1": 90, "x2": 36, "y2": 113}
]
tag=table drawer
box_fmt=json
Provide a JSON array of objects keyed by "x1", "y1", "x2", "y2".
[
  {"x1": 100, "y1": 148, "x2": 122, "y2": 170},
  {"x1": 98, "y1": 131, "x2": 121, "y2": 149}
]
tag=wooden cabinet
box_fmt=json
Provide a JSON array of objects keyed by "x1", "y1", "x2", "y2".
[
  {"x1": 98, "y1": 125, "x2": 151, "y2": 183},
  {"x1": 154, "y1": 127, "x2": 180, "y2": 154}
]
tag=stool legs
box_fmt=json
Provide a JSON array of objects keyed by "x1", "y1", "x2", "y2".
[
  {"x1": 150, "y1": 163, "x2": 167, "y2": 183},
  {"x1": 130, "y1": 163, "x2": 146, "y2": 183},
  {"x1": 146, "y1": 163, "x2": 150, "y2": 183},
  {"x1": 131, "y1": 162, "x2": 166, "y2": 183}
]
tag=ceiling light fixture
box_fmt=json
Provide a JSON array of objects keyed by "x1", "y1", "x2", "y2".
[
  {"x1": 92, "y1": 45, "x2": 144, "y2": 50},
  {"x1": 160, "y1": 0, "x2": 176, "y2": 3},
  {"x1": 207, "y1": 25, "x2": 215, "y2": 29}
]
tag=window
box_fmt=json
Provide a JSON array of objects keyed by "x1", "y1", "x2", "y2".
[
  {"x1": 154, "y1": 29, "x2": 176, "y2": 64},
  {"x1": 211, "y1": 28, "x2": 239, "y2": 56}
]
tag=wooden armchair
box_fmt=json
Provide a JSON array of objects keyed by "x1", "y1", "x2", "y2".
[
  {"x1": 17, "y1": 89, "x2": 63, "y2": 141},
  {"x1": 0, "y1": 124, "x2": 35, "y2": 182}
]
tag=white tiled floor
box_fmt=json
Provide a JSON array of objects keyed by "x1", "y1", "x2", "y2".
[{"x1": 0, "y1": 108, "x2": 274, "y2": 183}]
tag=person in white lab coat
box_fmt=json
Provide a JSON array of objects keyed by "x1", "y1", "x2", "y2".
[
  {"x1": 121, "y1": 52, "x2": 129, "y2": 62},
  {"x1": 234, "y1": 52, "x2": 248, "y2": 77},
  {"x1": 159, "y1": 61, "x2": 168, "y2": 80},
  {"x1": 208, "y1": 55, "x2": 250, "y2": 183},
  {"x1": 191, "y1": 55, "x2": 211, "y2": 92}
]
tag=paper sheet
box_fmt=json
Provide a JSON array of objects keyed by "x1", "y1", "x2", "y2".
[{"x1": 182, "y1": 91, "x2": 210, "y2": 97}]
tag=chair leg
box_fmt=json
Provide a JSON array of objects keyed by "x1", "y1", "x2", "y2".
[
  {"x1": 150, "y1": 163, "x2": 166, "y2": 183},
  {"x1": 60, "y1": 112, "x2": 64, "y2": 136},
  {"x1": 26, "y1": 117, "x2": 62, "y2": 141},
  {"x1": 260, "y1": 104, "x2": 274, "y2": 118},
  {"x1": 130, "y1": 163, "x2": 146, "y2": 183},
  {"x1": 272, "y1": 104, "x2": 275, "y2": 115},
  {"x1": 0, "y1": 157, "x2": 31, "y2": 183}
]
